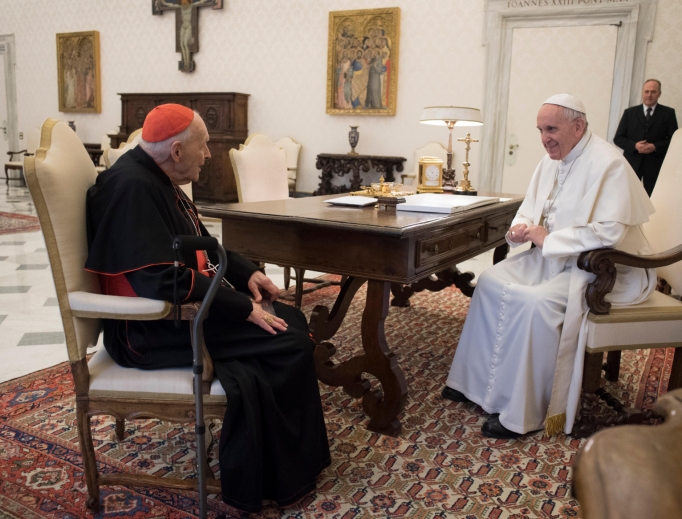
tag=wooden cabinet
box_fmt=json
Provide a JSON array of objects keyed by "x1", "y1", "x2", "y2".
[{"x1": 109, "y1": 92, "x2": 249, "y2": 204}]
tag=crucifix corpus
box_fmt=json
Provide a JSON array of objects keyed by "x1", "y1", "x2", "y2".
[{"x1": 152, "y1": 0, "x2": 223, "y2": 73}]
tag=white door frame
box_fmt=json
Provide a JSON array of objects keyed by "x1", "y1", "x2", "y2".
[
  {"x1": 0, "y1": 34, "x2": 18, "y2": 154},
  {"x1": 480, "y1": 0, "x2": 658, "y2": 192}
]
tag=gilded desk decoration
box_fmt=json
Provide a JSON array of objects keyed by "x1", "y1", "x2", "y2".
[
  {"x1": 326, "y1": 7, "x2": 400, "y2": 116},
  {"x1": 455, "y1": 132, "x2": 480, "y2": 196},
  {"x1": 350, "y1": 176, "x2": 411, "y2": 198},
  {"x1": 56, "y1": 31, "x2": 101, "y2": 113}
]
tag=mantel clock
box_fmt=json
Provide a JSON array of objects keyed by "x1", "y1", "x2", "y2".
[{"x1": 417, "y1": 156, "x2": 444, "y2": 194}]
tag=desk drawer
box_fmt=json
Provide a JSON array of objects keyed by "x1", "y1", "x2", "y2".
[
  {"x1": 416, "y1": 221, "x2": 484, "y2": 269},
  {"x1": 486, "y1": 210, "x2": 515, "y2": 243}
]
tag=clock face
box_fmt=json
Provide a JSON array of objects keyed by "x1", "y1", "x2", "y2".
[{"x1": 424, "y1": 164, "x2": 440, "y2": 186}]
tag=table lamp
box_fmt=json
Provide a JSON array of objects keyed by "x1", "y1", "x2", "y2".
[{"x1": 420, "y1": 106, "x2": 483, "y2": 194}]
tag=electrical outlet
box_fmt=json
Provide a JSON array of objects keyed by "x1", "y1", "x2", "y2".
[{"x1": 19, "y1": 132, "x2": 23, "y2": 139}]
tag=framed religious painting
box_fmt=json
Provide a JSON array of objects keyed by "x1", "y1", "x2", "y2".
[
  {"x1": 56, "y1": 31, "x2": 101, "y2": 113},
  {"x1": 326, "y1": 7, "x2": 400, "y2": 116}
]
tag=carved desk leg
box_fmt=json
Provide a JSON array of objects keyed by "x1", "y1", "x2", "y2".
[{"x1": 315, "y1": 279, "x2": 408, "y2": 436}]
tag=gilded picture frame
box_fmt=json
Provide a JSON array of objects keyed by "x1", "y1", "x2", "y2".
[
  {"x1": 56, "y1": 31, "x2": 101, "y2": 113},
  {"x1": 326, "y1": 7, "x2": 400, "y2": 116}
]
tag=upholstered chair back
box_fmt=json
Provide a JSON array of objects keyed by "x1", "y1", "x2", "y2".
[
  {"x1": 415, "y1": 142, "x2": 448, "y2": 170},
  {"x1": 274, "y1": 136, "x2": 302, "y2": 186},
  {"x1": 24, "y1": 119, "x2": 102, "y2": 362},
  {"x1": 644, "y1": 129, "x2": 682, "y2": 294},
  {"x1": 103, "y1": 129, "x2": 142, "y2": 168},
  {"x1": 230, "y1": 133, "x2": 289, "y2": 203}
]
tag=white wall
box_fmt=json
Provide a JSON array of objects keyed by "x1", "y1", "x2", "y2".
[{"x1": 0, "y1": 0, "x2": 680, "y2": 194}]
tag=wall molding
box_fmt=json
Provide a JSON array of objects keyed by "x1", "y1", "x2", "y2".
[{"x1": 480, "y1": 0, "x2": 658, "y2": 192}]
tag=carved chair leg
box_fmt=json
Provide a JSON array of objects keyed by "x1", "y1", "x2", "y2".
[
  {"x1": 283, "y1": 266, "x2": 291, "y2": 290},
  {"x1": 294, "y1": 267, "x2": 305, "y2": 308},
  {"x1": 583, "y1": 351, "x2": 604, "y2": 393},
  {"x1": 604, "y1": 351, "x2": 621, "y2": 382},
  {"x1": 669, "y1": 346, "x2": 682, "y2": 391},
  {"x1": 115, "y1": 418, "x2": 125, "y2": 441},
  {"x1": 76, "y1": 403, "x2": 100, "y2": 513}
]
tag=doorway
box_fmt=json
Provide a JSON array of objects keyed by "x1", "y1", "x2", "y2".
[
  {"x1": 479, "y1": 0, "x2": 659, "y2": 193},
  {"x1": 0, "y1": 34, "x2": 19, "y2": 179},
  {"x1": 502, "y1": 24, "x2": 618, "y2": 195}
]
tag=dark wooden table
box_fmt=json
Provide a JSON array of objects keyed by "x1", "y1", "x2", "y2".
[
  {"x1": 314, "y1": 154, "x2": 406, "y2": 195},
  {"x1": 199, "y1": 193, "x2": 523, "y2": 436}
]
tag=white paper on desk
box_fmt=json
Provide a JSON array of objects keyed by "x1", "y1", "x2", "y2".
[
  {"x1": 397, "y1": 194, "x2": 500, "y2": 214},
  {"x1": 325, "y1": 196, "x2": 378, "y2": 207}
]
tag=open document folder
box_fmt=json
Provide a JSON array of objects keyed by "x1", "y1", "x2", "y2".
[{"x1": 397, "y1": 194, "x2": 500, "y2": 214}]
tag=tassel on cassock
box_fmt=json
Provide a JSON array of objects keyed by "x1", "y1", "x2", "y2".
[{"x1": 544, "y1": 412, "x2": 566, "y2": 437}]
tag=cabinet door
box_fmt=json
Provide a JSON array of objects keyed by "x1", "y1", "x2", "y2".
[{"x1": 123, "y1": 99, "x2": 156, "y2": 134}]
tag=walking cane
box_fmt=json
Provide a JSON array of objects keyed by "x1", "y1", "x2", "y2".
[{"x1": 173, "y1": 235, "x2": 227, "y2": 519}]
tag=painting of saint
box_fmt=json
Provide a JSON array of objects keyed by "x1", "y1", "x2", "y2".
[
  {"x1": 56, "y1": 31, "x2": 101, "y2": 113},
  {"x1": 326, "y1": 8, "x2": 400, "y2": 115}
]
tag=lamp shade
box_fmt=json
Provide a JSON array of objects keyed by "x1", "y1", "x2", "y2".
[{"x1": 420, "y1": 106, "x2": 483, "y2": 126}]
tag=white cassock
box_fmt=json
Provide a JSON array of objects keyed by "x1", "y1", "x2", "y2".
[{"x1": 446, "y1": 130, "x2": 656, "y2": 435}]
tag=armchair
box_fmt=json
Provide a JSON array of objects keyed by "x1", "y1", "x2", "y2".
[
  {"x1": 274, "y1": 136, "x2": 302, "y2": 197},
  {"x1": 24, "y1": 119, "x2": 227, "y2": 515},
  {"x1": 573, "y1": 129, "x2": 682, "y2": 437},
  {"x1": 230, "y1": 133, "x2": 315, "y2": 306},
  {"x1": 572, "y1": 388, "x2": 682, "y2": 518},
  {"x1": 4, "y1": 126, "x2": 40, "y2": 184}
]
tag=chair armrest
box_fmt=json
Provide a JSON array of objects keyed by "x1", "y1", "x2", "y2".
[
  {"x1": 68, "y1": 292, "x2": 214, "y2": 384},
  {"x1": 68, "y1": 291, "x2": 173, "y2": 320},
  {"x1": 578, "y1": 244, "x2": 682, "y2": 315}
]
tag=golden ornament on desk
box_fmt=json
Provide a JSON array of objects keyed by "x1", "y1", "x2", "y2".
[
  {"x1": 417, "y1": 156, "x2": 444, "y2": 194},
  {"x1": 455, "y1": 132, "x2": 479, "y2": 196},
  {"x1": 350, "y1": 176, "x2": 412, "y2": 198}
]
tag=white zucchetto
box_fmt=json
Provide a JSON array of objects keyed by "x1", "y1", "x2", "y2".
[{"x1": 543, "y1": 94, "x2": 586, "y2": 115}]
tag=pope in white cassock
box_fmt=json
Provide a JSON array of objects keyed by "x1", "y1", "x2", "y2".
[{"x1": 443, "y1": 94, "x2": 656, "y2": 439}]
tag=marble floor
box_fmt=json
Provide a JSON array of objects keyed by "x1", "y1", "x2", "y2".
[{"x1": 0, "y1": 183, "x2": 502, "y2": 384}]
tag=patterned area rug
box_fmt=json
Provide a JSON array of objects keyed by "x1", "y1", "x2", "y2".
[
  {"x1": 0, "y1": 211, "x2": 40, "y2": 235},
  {"x1": 0, "y1": 280, "x2": 674, "y2": 518}
]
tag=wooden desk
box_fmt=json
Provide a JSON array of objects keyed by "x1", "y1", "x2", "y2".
[
  {"x1": 314, "y1": 154, "x2": 406, "y2": 195},
  {"x1": 199, "y1": 194, "x2": 523, "y2": 436}
]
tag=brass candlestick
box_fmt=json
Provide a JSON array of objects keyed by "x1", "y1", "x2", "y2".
[{"x1": 455, "y1": 132, "x2": 479, "y2": 196}]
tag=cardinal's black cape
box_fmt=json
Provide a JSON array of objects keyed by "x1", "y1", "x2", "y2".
[{"x1": 85, "y1": 146, "x2": 330, "y2": 512}]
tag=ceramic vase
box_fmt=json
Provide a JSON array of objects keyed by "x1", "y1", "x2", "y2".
[{"x1": 348, "y1": 126, "x2": 359, "y2": 155}]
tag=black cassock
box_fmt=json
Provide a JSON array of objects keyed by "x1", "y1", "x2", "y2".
[{"x1": 85, "y1": 146, "x2": 330, "y2": 512}]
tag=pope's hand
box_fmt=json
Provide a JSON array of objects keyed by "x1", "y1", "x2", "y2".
[
  {"x1": 247, "y1": 270, "x2": 280, "y2": 303},
  {"x1": 507, "y1": 223, "x2": 528, "y2": 244},
  {"x1": 522, "y1": 225, "x2": 549, "y2": 248},
  {"x1": 247, "y1": 302, "x2": 288, "y2": 335}
]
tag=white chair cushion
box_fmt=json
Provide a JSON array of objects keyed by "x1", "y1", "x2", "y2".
[
  {"x1": 88, "y1": 347, "x2": 226, "y2": 399},
  {"x1": 586, "y1": 291, "x2": 682, "y2": 352},
  {"x1": 5, "y1": 161, "x2": 23, "y2": 167}
]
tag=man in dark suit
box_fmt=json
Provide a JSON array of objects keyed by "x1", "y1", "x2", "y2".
[{"x1": 614, "y1": 79, "x2": 678, "y2": 196}]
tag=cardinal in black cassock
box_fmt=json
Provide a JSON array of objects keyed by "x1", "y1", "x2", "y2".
[{"x1": 84, "y1": 104, "x2": 330, "y2": 513}]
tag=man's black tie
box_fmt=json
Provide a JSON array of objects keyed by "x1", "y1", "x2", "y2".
[{"x1": 646, "y1": 107, "x2": 652, "y2": 124}]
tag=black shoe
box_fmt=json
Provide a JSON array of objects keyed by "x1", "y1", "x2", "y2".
[
  {"x1": 481, "y1": 415, "x2": 523, "y2": 439},
  {"x1": 441, "y1": 386, "x2": 471, "y2": 403}
]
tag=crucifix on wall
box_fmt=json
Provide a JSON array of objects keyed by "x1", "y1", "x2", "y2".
[{"x1": 152, "y1": 0, "x2": 223, "y2": 73}]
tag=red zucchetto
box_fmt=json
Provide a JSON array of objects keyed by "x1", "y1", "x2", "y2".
[{"x1": 142, "y1": 104, "x2": 194, "y2": 143}]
